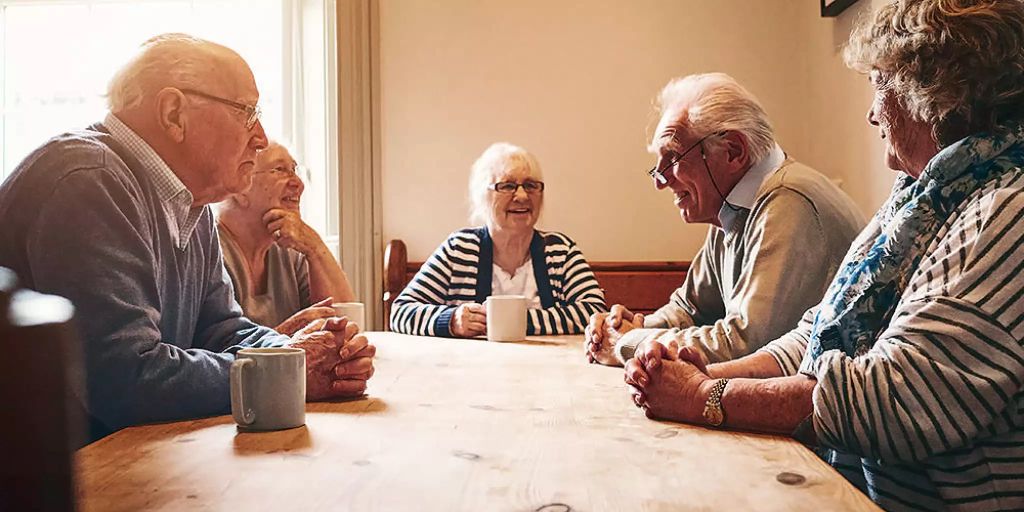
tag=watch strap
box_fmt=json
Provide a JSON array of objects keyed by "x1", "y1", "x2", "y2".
[{"x1": 702, "y1": 378, "x2": 730, "y2": 427}]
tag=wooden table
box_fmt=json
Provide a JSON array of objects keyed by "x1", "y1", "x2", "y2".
[{"x1": 77, "y1": 332, "x2": 879, "y2": 511}]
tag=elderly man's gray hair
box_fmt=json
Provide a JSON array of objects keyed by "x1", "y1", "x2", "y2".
[
  {"x1": 106, "y1": 33, "x2": 227, "y2": 112},
  {"x1": 651, "y1": 73, "x2": 775, "y2": 163},
  {"x1": 467, "y1": 142, "x2": 543, "y2": 226}
]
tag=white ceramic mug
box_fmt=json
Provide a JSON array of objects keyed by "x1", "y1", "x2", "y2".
[
  {"x1": 332, "y1": 302, "x2": 365, "y2": 331},
  {"x1": 485, "y1": 295, "x2": 527, "y2": 342},
  {"x1": 230, "y1": 347, "x2": 306, "y2": 431}
]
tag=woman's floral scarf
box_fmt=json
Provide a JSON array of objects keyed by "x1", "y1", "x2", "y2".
[{"x1": 806, "y1": 121, "x2": 1024, "y2": 361}]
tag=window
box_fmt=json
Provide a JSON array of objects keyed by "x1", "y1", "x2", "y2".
[{"x1": 0, "y1": 0, "x2": 336, "y2": 237}]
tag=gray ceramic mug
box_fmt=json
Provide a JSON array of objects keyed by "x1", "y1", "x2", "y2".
[{"x1": 230, "y1": 347, "x2": 306, "y2": 431}]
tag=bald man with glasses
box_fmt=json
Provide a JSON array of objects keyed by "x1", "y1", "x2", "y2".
[
  {"x1": 585, "y1": 73, "x2": 864, "y2": 369},
  {"x1": 0, "y1": 33, "x2": 375, "y2": 441}
]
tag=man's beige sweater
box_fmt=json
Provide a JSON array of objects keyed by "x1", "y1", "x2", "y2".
[{"x1": 615, "y1": 159, "x2": 866, "y2": 364}]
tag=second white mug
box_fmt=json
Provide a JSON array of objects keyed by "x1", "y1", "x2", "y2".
[{"x1": 332, "y1": 301, "x2": 365, "y2": 331}]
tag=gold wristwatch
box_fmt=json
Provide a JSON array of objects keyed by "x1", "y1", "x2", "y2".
[{"x1": 702, "y1": 378, "x2": 729, "y2": 427}]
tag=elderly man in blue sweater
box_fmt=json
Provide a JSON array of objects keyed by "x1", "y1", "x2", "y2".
[{"x1": 0, "y1": 33, "x2": 375, "y2": 441}]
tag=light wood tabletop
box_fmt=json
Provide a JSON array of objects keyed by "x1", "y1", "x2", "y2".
[{"x1": 76, "y1": 332, "x2": 880, "y2": 511}]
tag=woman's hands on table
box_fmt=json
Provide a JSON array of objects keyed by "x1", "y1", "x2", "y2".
[{"x1": 625, "y1": 341, "x2": 712, "y2": 423}]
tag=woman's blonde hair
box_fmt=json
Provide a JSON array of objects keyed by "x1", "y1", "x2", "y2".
[{"x1": 844, "y1": 0, "x2": 1024, "y2": 146}]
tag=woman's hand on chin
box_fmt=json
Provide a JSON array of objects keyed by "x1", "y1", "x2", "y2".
[{"x1": 263, "y1": 208, "x2": 324, "y2": 255}]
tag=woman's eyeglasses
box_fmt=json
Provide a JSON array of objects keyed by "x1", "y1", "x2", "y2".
[
  {"x1": 492, "y1": 181, "x2": 545, "y2": 194},
  {"x1": 254, "y1": 164, "x2": 309, "y2": 182}
]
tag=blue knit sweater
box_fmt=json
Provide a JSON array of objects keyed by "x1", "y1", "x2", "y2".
[{"x1": 0, "y1": 125, "x2": 287, "y2": 440}]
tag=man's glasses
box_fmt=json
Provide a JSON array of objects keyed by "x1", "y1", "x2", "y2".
[
  {"x1": 180, "y1": 88, "x2": 262, "y2": 130},
  {"x1": 492, "y1": 181, "x2": 545, "y2": 194},
  {"x1": 647, "y1": 131, "x2": 724, "y2": 185}
]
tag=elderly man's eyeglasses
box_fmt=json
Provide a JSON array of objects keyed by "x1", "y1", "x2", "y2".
[
  {"x1": 492, "y1": 181, "x2": 544, "y2": 194},
  {"x1": 647, "y1": 131, "x2": 724, "y2": 185},
  {"x1": 180, "y1": 88, "x2": 262, "y2": 130}
]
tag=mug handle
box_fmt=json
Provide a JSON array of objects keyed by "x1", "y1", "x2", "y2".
[{"x1": 230, "y1": 358, "x2": 256, "y2": 426}]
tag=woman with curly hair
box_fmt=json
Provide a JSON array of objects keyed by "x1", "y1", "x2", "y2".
[{"x1": 624, "y1": 1, "x2": 1024, "y2": 510}]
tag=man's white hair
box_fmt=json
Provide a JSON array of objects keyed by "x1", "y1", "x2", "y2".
[
  {"x1": 106, "y1": 33, "x2": 226, "y2": 112},
  {"x1": 467, "y1": 142, "x2": 543, "y2": 226},
  {"x1": 650, "y1": 72, "x2": 775, "y2": 162}
]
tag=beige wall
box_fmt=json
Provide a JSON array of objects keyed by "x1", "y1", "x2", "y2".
[
  {"x1": 379, "y1": 0, "x2": 893, "y2": 262},
  {"x1": 798, "y1": 0, "x2": 895, "y2": 217}
]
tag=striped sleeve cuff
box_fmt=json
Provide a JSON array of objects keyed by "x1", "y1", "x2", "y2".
[
  {"x1": 807, "y1": 349, "x2": 843, "y2": 446},
  {"x1": 757, "y1": 338, "x2": 805, "y2": 377},
  {"x1": 432, "y1": 307, "x2": 456, "y2": 338}
]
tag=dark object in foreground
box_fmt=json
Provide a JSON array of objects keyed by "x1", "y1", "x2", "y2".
[{"x1": 0, "y1": 266, "x2": 83, "y2": 512}]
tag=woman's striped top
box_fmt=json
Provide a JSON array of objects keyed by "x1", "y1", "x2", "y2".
[
  {"x1": 390, "y1": 227, "x2": 607, "y2": 337},
  {"x1": 760, "y1": 169, "x2": 1024, "y2": 512}
]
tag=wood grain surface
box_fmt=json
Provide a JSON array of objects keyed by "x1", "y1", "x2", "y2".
[{"x1": 76, "y1": 332, "x2": 879, "y2": 511}]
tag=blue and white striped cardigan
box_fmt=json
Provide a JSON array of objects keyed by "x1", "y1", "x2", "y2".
[{"x1": 390, "y1": 227, "x2": 607, "y2": 336}]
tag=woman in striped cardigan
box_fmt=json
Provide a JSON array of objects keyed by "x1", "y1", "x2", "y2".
[{"x1": 390, "y1": 143, "x2": 607, "y2": 337}]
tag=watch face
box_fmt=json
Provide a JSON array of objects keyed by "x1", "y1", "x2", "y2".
[{"x1": 702, "y1": 404, "x2": 724, "y2": 426}]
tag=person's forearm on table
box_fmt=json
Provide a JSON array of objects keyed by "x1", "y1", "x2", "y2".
[
  {"x1": 307, "y1": 244, "x2": 356, "y2": 303},
  {"x1": 642, "y1": 300, "x2": 696, "y2": 330},
  {"x1": 716, "y1": 374, "x2": 816, "y2": 437},
  {"x1": 623, "y1": 311, "x2": 769, "y2": 365},
  {"x1": 613, "y1": 314, "x2": 698, "y2": 363},
  {"x1": 706, "y1": 351, "x2": 785, "y2": 379}
]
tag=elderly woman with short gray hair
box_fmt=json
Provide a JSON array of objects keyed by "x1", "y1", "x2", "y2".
[
  {"x1": 625, "y1": 1, "x2": 1024, "y2": 510},
  {"x1": 391, "y1": 142, "x2": 607, "y2": 338},
  {"x1": 217, "y1": 140, "x2": 356, "y2": 335}
]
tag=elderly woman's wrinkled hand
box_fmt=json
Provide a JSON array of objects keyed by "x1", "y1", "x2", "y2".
[
  {"x1": 290, "y1": 317, "x2": 376, "y2": 400},
  {"x1": 274, "y1": 297, "x2": 337, "y2": 336},
  {"x1": 632, "y1": 357, "x2": 713, "y2": 423},
  {"x1": 451, "y1": 303, "x2": 487, "y2": 338},
  {"x1": 263, "y1": 208, "x2": 324, "y2": 256},
  {"x1": 623, "y1": 339, "x2": 677, "y2": 407}
]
